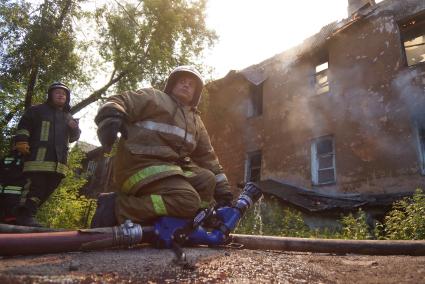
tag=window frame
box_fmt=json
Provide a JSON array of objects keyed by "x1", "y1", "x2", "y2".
[
  {"x1": 311, "y1": 135, "x2": 336, "y2": 185},
  {"x1": 399, "y1": 12, "x2": 425, "y2": 67},
  {"x1": 314, "y1": 61, "x2": 330, "y2": 95}
]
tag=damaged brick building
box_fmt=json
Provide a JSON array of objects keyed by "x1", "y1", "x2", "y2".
[{"x1": 202, "y1": 0, "x2": 425, "y2": 218}]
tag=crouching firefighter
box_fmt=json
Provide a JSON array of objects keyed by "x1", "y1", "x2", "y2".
[
  {"x1": 13, "y1": 82, "x2": 81, "y2": 227},
  {"x1": 91, "y1": 65, "x2": 234, "y2": 227}
]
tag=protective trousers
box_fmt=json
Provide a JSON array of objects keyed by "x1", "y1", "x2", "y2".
[
  {"x1": 115, "y1": 166, "x2": 216, "y2": 224},
  {"x1": 19, "y1": 172, "x2": 63, "y2": 216}
]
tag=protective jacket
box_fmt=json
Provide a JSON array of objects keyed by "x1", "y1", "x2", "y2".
[
  {"x1": 95, "y1": 88, "x2": 231, "y2": 199},
  {"x1": 14, "y1": 102, "x2": 81, "y2": 176}
]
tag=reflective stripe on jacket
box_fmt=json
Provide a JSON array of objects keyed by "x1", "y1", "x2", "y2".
[
  {"x1": 97, "y1": 88, "x2": 226, "y2": 195},
  {"x1": 1, "y1": 185, "x2": 23, "y2": 195}
]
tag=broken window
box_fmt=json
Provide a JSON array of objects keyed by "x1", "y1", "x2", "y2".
[
  {"x1": 247, "y1": 82, "x2": 263, "y2": 117},
  {"x1": 245, "y1": 151, "x2": 262, "y2": 182},
  {"x1": 400, "y1": 13, "x2": 425, "y2": 67},
  {"x1": 311, "y1": 136, "x2": 336, "y2": 185},
  {"x1": 314, "y1": 61, "x2": 329, "y2": 95}
]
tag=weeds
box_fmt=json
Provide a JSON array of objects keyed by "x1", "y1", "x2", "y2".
[{"x1": 236, "y1": 189, "x2": 425, "y2": 240}]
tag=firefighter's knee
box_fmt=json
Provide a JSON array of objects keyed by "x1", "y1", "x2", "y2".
[{"x1": 167, "y1": 188, "x2": 201, "y2": 218}]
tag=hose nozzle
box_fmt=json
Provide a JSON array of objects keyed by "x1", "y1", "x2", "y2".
[{"x1": 234, "y1": 182, "x2": 263, "y2": 215}]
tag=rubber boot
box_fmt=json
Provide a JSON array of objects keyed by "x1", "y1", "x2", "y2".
[{"x1": 91, "y1": 192, "x2": 118, "y2": 228}]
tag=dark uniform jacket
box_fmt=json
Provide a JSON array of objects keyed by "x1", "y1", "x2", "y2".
[{"x1": 14, "y1": 102, "x2": 81, "y2": 176}]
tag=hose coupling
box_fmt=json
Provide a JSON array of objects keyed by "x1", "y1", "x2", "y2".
[{"x1": 113, "y1": 220, "x2": 143, "y2": 247}]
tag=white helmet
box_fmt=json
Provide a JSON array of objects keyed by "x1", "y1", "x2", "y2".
[{"x1": 164, "y1": 65, "x2": 204, "y2": 106}]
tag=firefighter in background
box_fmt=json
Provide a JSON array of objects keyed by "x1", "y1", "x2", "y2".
[
  {"x1": 91, "y1": 66, "x2": 233, "y2": 227},
  {"x1": 0, "y1": 150, "x2": 25, "y2": 224},
  {"x1": 13, "y1": 82, "x2": 81, "y2": 227}
]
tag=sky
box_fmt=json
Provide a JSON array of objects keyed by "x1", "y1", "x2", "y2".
[
  {"x1": 204, "y1": 0, "x2": 350, "y2": 78},
  {"x1": 77, "y1": 0, "x2": 364, "y2": 144}
]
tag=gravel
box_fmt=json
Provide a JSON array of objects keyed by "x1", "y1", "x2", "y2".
[{"x1": 1, "y1": 246, "x2": 424, "y2": 283}]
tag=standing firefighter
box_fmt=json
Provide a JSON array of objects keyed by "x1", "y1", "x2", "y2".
[
  {"x1": 92, "y1": 66, "x2": 233, "y2": 227},
  {"x1": 13, "y1": 82, "x2": 81, "y2": 227}
]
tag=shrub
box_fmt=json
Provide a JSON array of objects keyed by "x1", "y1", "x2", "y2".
[
  {"x1": 339, "y1": 209, "x2": 371, "y2": 240},
  {"x1": 384, "y1": 189, "x2": 425, "y2": 240},
  {"x1": 235, "y1": 196, "x2": 310, "y2": 237},
  {"x1": 234, "y1": 196, "x2": 269, "y2": 235},
  {"x1": 236, "y1": 190, "x2": 425, "y2": 241}
]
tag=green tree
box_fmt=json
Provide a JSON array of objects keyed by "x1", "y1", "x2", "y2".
[
  {"x1": 0, "y1": 0, "x2": 85, "y2": 155},
  {"x1": 70, "y1": 0, "x2": 217, "y2": 113}
]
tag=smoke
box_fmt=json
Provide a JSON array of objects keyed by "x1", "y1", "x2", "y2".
[
  {"x1": 278, "y1": 60, "x2": 419, "y2": 163},
  {"x1": 392, "y1": 67, "x2": 425, "y2": 125}
]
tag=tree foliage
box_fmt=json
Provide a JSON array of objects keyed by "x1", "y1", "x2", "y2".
[
  {"x1": 71, "y1": 0, "x2": 217, "y2": 113},
  {"x1": 0, "y1": 0, "x2": 84, "y2": 108},
  {"x1": 0, "y1": 0, "x2": 85, "y2": 155}
]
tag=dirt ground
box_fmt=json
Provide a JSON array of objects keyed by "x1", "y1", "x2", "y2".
[{"x1": 1, "y1": 246, "x2": 424, "y2": 283}]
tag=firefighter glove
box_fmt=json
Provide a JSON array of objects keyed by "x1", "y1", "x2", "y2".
[
  {"x1": 97, "y1": 117, "x2": 128, "y2": 152},
  {"x1": 14, "y1": 141, "x2": 30, "y2": 156},
  {"x1": 214, "y1": 187, "x2": 234, "y2": 207}
]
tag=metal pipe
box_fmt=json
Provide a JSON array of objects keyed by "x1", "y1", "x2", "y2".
[{"x1": 231, "y1": 234, "x2": 425, "y2": 256}]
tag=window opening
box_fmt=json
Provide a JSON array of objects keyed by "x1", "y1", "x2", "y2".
[
  {"x1": 311, "y1": 136, "x2": 336, "y2": 185},
  {"x1": 245, "y1": 151, "x2": 262, "y2": 182},
  {"x1": 400, "y1": 13, "x2": 425, "y2": 66},
  {"x1": 248, "y1": 83, "x2": 263, "y2": 117},
  {"x1": 315, "y1": 61, "x2": 329, "y2": 95}
]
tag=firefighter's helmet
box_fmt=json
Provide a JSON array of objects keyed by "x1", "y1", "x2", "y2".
[
  {"x1": 164, "y1": 66, "x2": 204, "y2": 106},
  {"x1": 47, "y1": 82, "x2": 71, "y2": 111}
]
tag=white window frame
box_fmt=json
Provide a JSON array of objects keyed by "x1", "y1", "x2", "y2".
[{"x1": 311, "y1": 136, "x2": 336, "y2": 185}]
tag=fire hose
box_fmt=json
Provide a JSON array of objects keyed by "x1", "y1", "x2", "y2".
[
  {"x1": 1, "y1": 182, "x2": 425, "y2": 256},
  {"x1": 0, "y1": 182, "x2": 262, "y2": 256}
]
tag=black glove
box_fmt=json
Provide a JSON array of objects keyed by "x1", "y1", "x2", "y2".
[
  {"x1": 214, "y1": 187, "x2": 234, "y2": 207},
  {"x1": 97, "y1": 117, "x2": 128, "y2": 152}
]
